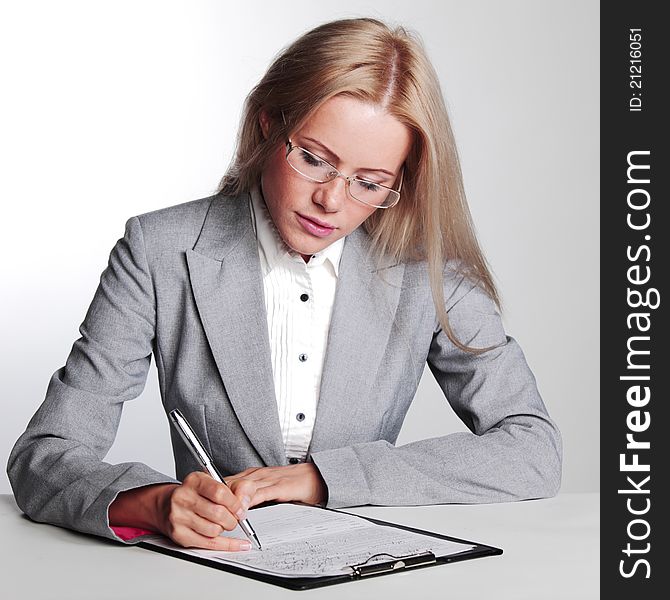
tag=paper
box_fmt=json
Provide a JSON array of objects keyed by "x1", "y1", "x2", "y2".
[{"x1": 142, "y1": 503, "x2": 474, "y2": 578}]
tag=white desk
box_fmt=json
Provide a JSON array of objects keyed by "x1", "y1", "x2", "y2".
[{"x1": 1, "y1": 493, "x2": 598, "y2": 599}]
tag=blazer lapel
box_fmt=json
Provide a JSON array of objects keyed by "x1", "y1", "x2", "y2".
[
  {"x1": 186, "y1": 193, "x2": 286, "y2": 468},
  {"x1": 309, "y1": 228, "x2": 405, "y2": 452}
]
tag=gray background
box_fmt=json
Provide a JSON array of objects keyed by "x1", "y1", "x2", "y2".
[{"x1": 0, "y1": 1, "x2": 599, "y2": 494}]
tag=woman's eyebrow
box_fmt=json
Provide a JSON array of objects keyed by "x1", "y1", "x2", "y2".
[{"x1": 302, "y1": 136, "x2": 396, "y2": 177}]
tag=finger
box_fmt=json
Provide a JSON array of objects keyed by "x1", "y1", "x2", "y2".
[
  {"x1": 191, "y1": 473, "x2": 246, "y2": 516},
  {"x1": 182, "y1": 470, "x2": 228, "y2": 499},
  {"x1": 186, "y1": 511, "x2": 226, "y2": 538},
  {"x1": 191, "y1": 533, "x2": 253, "y2": 552},
  {"x1": 223, "y1": 467, "x2": 264, "y2": 482},
  {"x1": 180, "y1": 472, "x2": 247, "y2": 526},
  {"x1": 168, "y1": 486, "x2": 236, "y2": 533},
  {"x1": 191, "y1": 495, "x2": 240, "y2": 531},
  {"x1": 225, "y1": 478, "x2": 263, "y2": 510},
  {"x1": 172, "y1": 525, "x2": 253, "y2": 552},
  {"x1": 247, "y1": 480, "x2": 293, "y2": 506}
]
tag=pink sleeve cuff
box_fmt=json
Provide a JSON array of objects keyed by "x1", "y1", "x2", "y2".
[{"x1": 111, "y1": 526, "x2": 156, "y2": 541}]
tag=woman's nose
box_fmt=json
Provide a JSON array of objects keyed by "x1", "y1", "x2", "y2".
[{"x1": 313, "y1": 176, "x2": 348, "y2": 212}]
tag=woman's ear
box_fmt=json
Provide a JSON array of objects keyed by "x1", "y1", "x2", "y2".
[{"x1": 259, "y1": 109, "x2": 271, "y2": 140}]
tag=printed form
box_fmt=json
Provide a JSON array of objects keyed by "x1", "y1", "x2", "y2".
[{"x1": 142, "y1": 503, "x2": 474, "y2": 578}]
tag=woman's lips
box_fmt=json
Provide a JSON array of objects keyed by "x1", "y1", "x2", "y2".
[{"x1": 297, "y1": 213, "x2": 336, "y2": 238}]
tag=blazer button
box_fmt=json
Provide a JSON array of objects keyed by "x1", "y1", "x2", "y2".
[
  {"x1": 296, "y1": 412, "x2": 305, "y2": 422},
  {"x1": 298, "y1": 353, "x2": 308, "y2": 362},
  {"x1": 288, "y1": 457, "x2": 300, "y2": 464},
  {"x1": 300, "y1": 293, "x2": 309, "y2": 302}
]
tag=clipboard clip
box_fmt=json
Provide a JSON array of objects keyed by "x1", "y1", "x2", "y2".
[{"x1": 350, "y1": 550, "x2": 436, "y2": 577}]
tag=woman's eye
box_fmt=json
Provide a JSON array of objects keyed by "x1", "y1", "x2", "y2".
[
  {"x1": 300, "y1": 150, "x2": 324, "y2": 167},
  {"x1": 358, "y1": 180, "x2": 381, "y2": 192}
]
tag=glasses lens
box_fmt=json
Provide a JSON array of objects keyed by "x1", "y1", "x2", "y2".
[
  {"x1": 286, "y1": 147, "x2": 334, "y2": 182},
  {"x1": 349, "y1": 179, "x2": 400, "y2": 208}
]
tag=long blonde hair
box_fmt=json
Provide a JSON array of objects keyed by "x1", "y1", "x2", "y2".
[{"x1": 219, "y1": 18, "x2": 500, "y2": 353}]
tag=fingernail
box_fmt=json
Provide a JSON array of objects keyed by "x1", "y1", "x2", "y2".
[
  {"x1": 241, "y1": 495, "x2": 251, "y2": 510},
  {"x1": 239, "y1": 541, "x2": 252, "y2": 551},
  {"x1": 236, "y1": 507, "x2": 247, "y2": 520}
]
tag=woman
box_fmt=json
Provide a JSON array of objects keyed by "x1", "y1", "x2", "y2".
[{"x1": 7, "y1": 18, "x2": 561, "y2": 552}]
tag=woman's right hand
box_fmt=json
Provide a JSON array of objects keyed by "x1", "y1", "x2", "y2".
[
  {"x1": 159, "y1": 471, "x2": 254, "y2": 551},
  {"x1": 110, "y1": 472, "x2": 254, "y2": 551}
]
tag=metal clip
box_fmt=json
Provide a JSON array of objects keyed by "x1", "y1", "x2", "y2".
[{"x1": 350, "y1": 550, "x2": 436, "y2": 577}]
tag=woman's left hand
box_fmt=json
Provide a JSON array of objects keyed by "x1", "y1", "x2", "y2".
[{"x1": 223, "y1": 463, "x2": 328, "y2": 509}]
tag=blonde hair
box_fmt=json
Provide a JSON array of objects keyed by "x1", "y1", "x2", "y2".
[{"x1": 219, "y1": 18, "x2": 500, "y2": 353}]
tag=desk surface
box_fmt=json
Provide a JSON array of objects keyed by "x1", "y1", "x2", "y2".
[{"x1": 1, "y1": 493, "x2": 598, "y2": 599}]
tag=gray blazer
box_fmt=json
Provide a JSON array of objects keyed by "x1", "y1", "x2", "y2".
[{"x1": 7, "y1": 191, "x2": 562, "y2": 542}]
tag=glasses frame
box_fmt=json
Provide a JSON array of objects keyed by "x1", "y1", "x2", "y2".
[{"x1": 284, "y1": 139, "x2": 403, "y2": 209}]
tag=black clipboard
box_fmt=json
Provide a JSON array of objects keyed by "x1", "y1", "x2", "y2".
[{"x1": 138, "y1": 504, "x2": 503, "y2": 590}]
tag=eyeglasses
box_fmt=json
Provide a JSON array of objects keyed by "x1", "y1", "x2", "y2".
[{"x1": 284, "y1": 140, "x2": 402, "y2": 209}]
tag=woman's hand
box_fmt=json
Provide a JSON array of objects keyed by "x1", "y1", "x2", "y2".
[
  {"x1": 223, "y1": 462, "x2": 328, "y2": 509},
  {"x1": 109, "y1": 463, "x2": 327, "y2": 550},
  {"x1": 109, "y1": 472, "x2": 256, "y2": 551}
]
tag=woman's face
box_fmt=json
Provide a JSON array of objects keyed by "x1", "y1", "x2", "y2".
[{"x1": 259, "y1": 95, "x2": 412, "y2": 261}]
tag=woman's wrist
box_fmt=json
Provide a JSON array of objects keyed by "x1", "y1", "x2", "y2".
[{"x1": 109, "y1": 482, "x2": 179, "y2": 533}]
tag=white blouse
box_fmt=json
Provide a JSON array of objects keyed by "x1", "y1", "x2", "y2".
[{"x1": 249, "y1": 187, "x2": 344, "y2": 463}]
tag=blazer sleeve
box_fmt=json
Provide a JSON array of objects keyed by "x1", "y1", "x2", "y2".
[
  {"x1": 309, "y1": 281, "x2": 563, "y2": 508},
  {"x1": 6, "y1": 217, "x2": 178, "y2": 542}
]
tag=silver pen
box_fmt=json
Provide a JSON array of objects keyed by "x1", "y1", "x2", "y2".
[{"x1": 168, "y1": 408, "x2": 262, "y2": 550}]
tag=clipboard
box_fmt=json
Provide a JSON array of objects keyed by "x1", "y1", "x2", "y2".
[{"x1": 138, "y1": 504, "x2": 503, "y2": 590}]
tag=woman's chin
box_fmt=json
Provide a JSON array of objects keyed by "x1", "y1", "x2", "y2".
[{"x1": 282, "y1": 232, "x2": 329, "y2": 259}]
